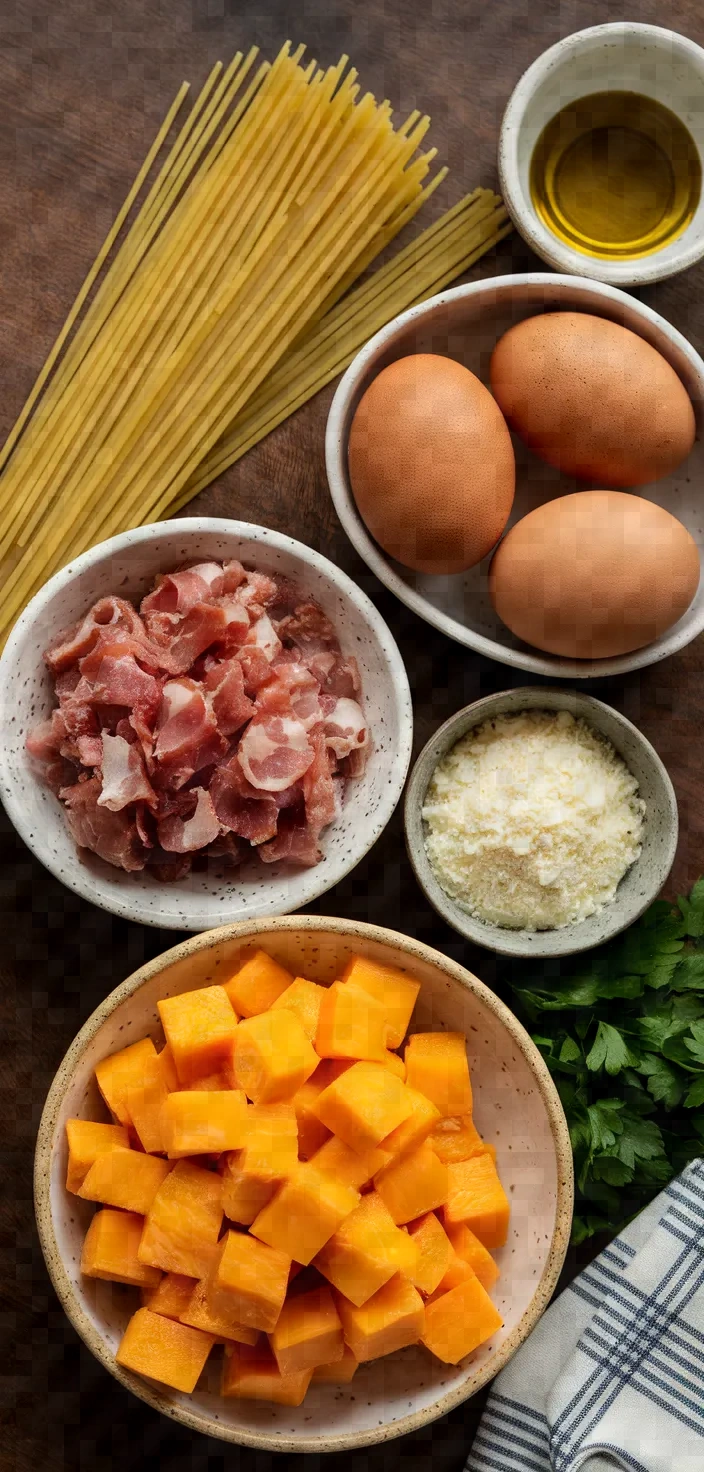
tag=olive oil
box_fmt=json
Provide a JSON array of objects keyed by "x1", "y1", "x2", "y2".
[{"x1": 530, "y1": 91, "x2": 701, "y2": 260}]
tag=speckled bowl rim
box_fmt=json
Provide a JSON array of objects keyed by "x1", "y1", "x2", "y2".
[
  {"x1": 404, "y1": 688, "x2": 679, "y2": 959},
  {"x1": 0, "y1": 518, "x2": 413, "y2": 930},
  {"x1": 34, "y1": 915, "x2": 574, "y2": 1454}
]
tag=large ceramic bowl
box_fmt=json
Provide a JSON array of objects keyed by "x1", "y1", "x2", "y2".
[
  {"x1": 325, "y1": 273, "x2": 704, "y2": 678},
  {"x1": 404, "y1": 688, "x2": 678, "y2": 958},
  {"x1": 34, "y1": 917, "x2": 573, "y2": 1453},
  {"x1": 0, "y1": 519, "x2": 413, "y2": 930}
]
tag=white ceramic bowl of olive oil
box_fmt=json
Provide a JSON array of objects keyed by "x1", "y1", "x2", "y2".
[{"x1": 499, "y1": 22, "x2": 704, "y2": 285}]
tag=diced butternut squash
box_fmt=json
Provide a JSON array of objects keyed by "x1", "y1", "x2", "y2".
[
  {"x1": 421, "y1": 1275, "x2": 503, "y2": 1364},
  {"x1": 81, "y1": 1208, "x2": 160, "y2": 1288},
  {"x1": 335, "y1": 1274, "x2": 425, "y2": 1361},
  {"x1": 208, "y1": 1229, "x2": 290, "y2": 1332},
  {"x1": 222, "y1": 1342, "x2": 312, "y2": 1405},
  {"x1": 312, "y1": 1345, "x2": 359, "y2": 1382},
  {"x1": 250, "y1": 1165, "x2": 360, "y2": 1265},
  {"x1": 221, "y1": 1102, "x2": 298, "y2": 1225},
  {"x1": 186, "y1": 1071, "x2": 232, "y2": 1091},
  {"x1": 380, "y1": 1088, "x2": 440, "y2": 1158},
  {"x1": 179, "y1": 1278, "x2": 259, "y2": 1345},
  {"x1": 138, "y1": 1159, "x2": 223, "y2": 1279},
  {"x1": 158, "y1": 1043, "x2": 180, "y2": 1091},
  {"x1": 309, "y1": 1135, "x2": 390, "y2": 1191},
  {"x1": 313, "y1": 1062, "x2": 415, "y2": 1153},
  {"x1": 142, "y1": 1272, "x2": 197, "y2": 1319},
  {"x1": 78, "y1": 1148, "x2": 171, "y2": 1215},
  {"x1": 314, "y1": 1191, "x2": 417, "y2": 1306},
  {"x1": 65, "y1": 1119, "x2": 129, "y2": 1194},
  {"x1": 404, "y1": 1033, "x2": 472, "y2": 1117},
  {"x1": 232, "y1": 1010, "x2": 318, "y2": 1104},
  {"x1": 445, "y1": 1222, "x2": 500, "y2": 1292},
  {"x1": 158, "y1": 986, "x2": 238, "y2": 1087},
  {"x1": 292, "y1": 1060, "x2": 352, "y2": 1160},
  {"x1": 95, "y1": 1037, "x2": 158, "y2": 1127},
  {"x1": 379, "y1": 1050, "x2": 406, "y2": 1081},
  {"x1": 427, "y1": 1114, "x2": 487, "y2": 1164},
  {"x1": 433, "y1": 1252, "x2": 476, "y2": 1295},
  {"x1": 374, "y1": 1143, "x2": 448, "y2": 1225},
  {"x1": 406, "y1": 1212, "x2": 453, "y2": 1296},
  {"x1": 443, "y1": 1153, "x2": 510, "y2": 1248},
  {"x1": 223, "y1": 950, "x2": 294, "y2": 1017},
  {"x1": 270, "y1": 977, "x2": 326, "y2": 1040},
  {"x1": 270, "y1": 1285, "x2": 344, "y2": 1376},
  {"x1": 315, "y1": 981, "x2": 388, "y2": 1061},
  {"x1": 125, "y1": 1050, "x2": 175, "y2": 1155},
  {"x1": 161, "y1": 1090, "x2": 248, "y2": 1158},
  {"x1": 116, "y1": 1306, "x2": 215, "y2": 1392},
  {"x1": 341, "y1": 956, "x2": 420, "y2": 1048}
]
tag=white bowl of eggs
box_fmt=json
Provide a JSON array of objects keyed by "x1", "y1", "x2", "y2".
[{"x1": 325, "y1": 273, "x2": 704, "y2": 678}]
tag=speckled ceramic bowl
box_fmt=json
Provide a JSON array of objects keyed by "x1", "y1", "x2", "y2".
[
  {"x1": 405, "y1": 687, "x2": 678, "y2": 958},
  {"x1": 34, "y1": 916, "x2": 573, "y2": 1453},
  {"x1": 0, "y1": 519, "x2": 413, "y2": 931}
]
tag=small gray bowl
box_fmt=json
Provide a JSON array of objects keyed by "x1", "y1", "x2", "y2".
[{"x1": 404, "y1": 687, "x2": 678, "y2": 959}]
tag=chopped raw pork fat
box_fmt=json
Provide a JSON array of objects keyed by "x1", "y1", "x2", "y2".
[
  {"x1": 98, "y1": 733, "x2": 156, "y2": 812},
  {"x1": 246, "y1": 613, "x2": 281, "y2": 661},
  {"x1": 157, "y1": 787, "x2": 221, "y2": 853},
  {"x1": 239, "y1": 715, "x2": 314, "y2": 793},
  {"x1": 324, "y1": 698, "x2": 369, "y2": 763}
]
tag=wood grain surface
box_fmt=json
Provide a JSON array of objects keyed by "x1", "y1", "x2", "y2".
[{"x1": 3, "y1": 1, "x2": 704, "y2": 1467}]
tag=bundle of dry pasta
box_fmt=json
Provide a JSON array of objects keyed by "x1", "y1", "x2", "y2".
[{"x1": 0, "y1": 41, "x2": 509, "y2": 646}]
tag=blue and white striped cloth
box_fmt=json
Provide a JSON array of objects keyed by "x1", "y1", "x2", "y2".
[{"x1": 466, "y1": 1159, "x2": 704, "y2": 1472}]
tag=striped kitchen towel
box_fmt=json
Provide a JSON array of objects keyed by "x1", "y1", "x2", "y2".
[{"x1": 466, "y1": 1158, "x2": 704, "y2": 1472}]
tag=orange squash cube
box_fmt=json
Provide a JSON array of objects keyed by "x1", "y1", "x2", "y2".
[
  {"x1": 312, "y1": 1345, "x2": 359, "y2": 1382},
  {"x1": 81, "y1": 1208, "x2": 161, "y2": 1288},
  {"x1": 406, "y1": 1212, "x2": 453, "y2": 1296},
  {"x1": 374, "y1": 1143, "x2": 448, "y2": 1225},
  {"x1": 250, "y1": 1165, "x2": 360, "y2": 1265},
  {"x1": 445, "y1": 1222, "x2": 500, "y2": 1292},
  {"x1": 404, "y1": 1033, "x2": 472, "y2": 1117},
  {"x1": 95, "y1": 1037, "x2": 158, "y2": 1127},
  {"x1": 158, "y1": 986, "x2": 238, "y2": 1087},
  {"x1": 223, "y1": 949, "x2": 294, "y2": 1017},
  {"x1": 380, "y1": 1089, "x2": 441, "y2": 1157},
  {"x1": 208, "y1": 1228, "x2": 290, "y2": 1332},
  {"x1": 443, "y1": 1153, "x2": 510, "y2": 1247},
  {"x1": 315, "y1": 981, "x2": 388, "y2": 1061},
  {"x1": 221, "y1": 1102, "x2": 298, "y2": 1224},
  {"x1": 292, "y1": 1060, "x2": 352, "y2": 1159},
  {"x1": 421, "y1": 1275, "x2": 503, "y2": 1364},
  {"x1": 335, "y1": 1274, "x2": 425, "y2": 1361},
  {"x1": 432, "y1": 1252, "x2": 476, "y2": 1295},
  {"x1": 186, "y1": 1071, "x2": 232, "y2": 1091},
  {"x1": 314, "y1": 1191, "x2": 417, "y2": 1306},
  {"x1": 116, "y1": 1306, "x2": 215, "y2": 1392},
  {"x1": 313, "y1": 1062, "x2": 415, "y2": 1153},
  {"x1": 270, "y1": 977, "x2": 326, "y2": 1040},
  {"x1": 427, "y1": 1114, "x2": 487, "y2": 1164},
  {"x1": 65, "y1": 1119, "x2": 129, "y2": 1194},
  {"x1": 379, "y1": 1051, "x2": 407, "y2": 1080},
  {"x1": 78, "y1": 1148, "x2": 171, "y2": 1215},
  {"x1": 341, "y1": 956, "x2": 420, "y2": 1048},
  {"x1": 232, "y1": 1009, "x2": 318, "y2": 1104},
  {"x1": 138, "y1": 1159, "x2": 223, "y2": 1279},
  {"x1": 160, "y1": 1089, "x2": 248, "y2": 1158},
  {"x1": 179, "y1": 1278, "x2": 260, "y2": 1345},
  {"x1": 222, "y1": 1342, "x2": 312, "y2": 1405},
  {"x1": 270, "y1": 1284, "x2": 344, "y2": 1375},
  {"x1": 309, "y1": 1135, "x2": 390, "y2": 1190},
  {"x1": 142, "y1": 1272, "x2": 197, "y2": 1320},
  {"x1": 125, "y1": 1049, "x2": 176, "y2": 1155}
]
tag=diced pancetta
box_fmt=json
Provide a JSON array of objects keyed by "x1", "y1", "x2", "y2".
[
  {"x1": 307, "y1": 650, "x2": 362, "y2": 699},
  {"x1": 204, "y1": 659, "x2": 255, "y2": 736},
  {"x1": 141, "y1": 567, "x2": 215, "y2": 616},
  {"x1": 303, "y1": 729, "x2": 338, "y2": 832},
  {"x1": 258, "y1": 808, "x2": 322, "y2": 867},
  {"x1": 43, "y1": 597, "x2": 148, "y2": 675},
  {"x1": 157, "y1": 787, "x2": 221, "y2": 853},
  {"x1": 275, "y1": 601, "x2": 340, "y2": 656},
  {"x1": 210, "y1": 758, "x2": 279, "y2": 845},
  {"x1": 60, "y1": 775, "x2": 147, "y2": 871},
  {"x1": 238, "y1": 715, "x2": 314, "y2": 793},
  {"x1": 98, "y1": 733, "x2": 157, "y2": 812},
  {"x1": 324, "y1": 698, "x2": 369, "y2": 762},
  {"x1": 246, "y1": 612, "x2": 282, "y2": 662}
]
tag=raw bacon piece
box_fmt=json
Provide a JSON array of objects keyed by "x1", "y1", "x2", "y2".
[
  {"x1": 246, "y1": 612, "x2": 281, "y2": 662},
  {"x1": 98, "y1": 733, "x2": 157, "y2": 812},
  {"x1": 60, "y1": 775, "x2": 147, "y2": 871},
  {"x1": 141, "y1": 567, "x2": 214, "y2": 616},
  {"x1": 238, "y1": 571, "x2": 279, "y2": 609},
  {"x1": 324, "y1": 698, "x2": 369, "y2": 762},
  {"x1": 258, "y1": 661, "x2": 323, "y2": 729},
  {"x1": 303, "y1": 730, "x2": 338, "y2": 832},
  {"x1": 25, "y1": 709, "x2": 67, "y2": 765},
  {"x1": 258, "y1": 808, "x2": 322, "y2": 867},
  {"x1": 76, "y1": 734, "x2": 104, "y2": 767},
  {"x1": 275, "y1": 601, "x2": 340, "y2": 656},
  {"x1": 210, "y1": 758, "x2": 279, "y2": 845},
  {"x1": 237, "y1": 646, "x2": 276, "y2": 696},
  {"x1": 157, "y1": 787, "x2": 221, "y2": 853},
  {"x1": 238, "y1": 715, "x2": 314, "y2": 793},
  {"x1": 204, "y1": 660, "x2": 254, "y2": 736},
  {"x1": 44, "y1": 597, "x2": 147, "y2": 675},
  {"x1": 222, "y1": 559, "x2": 246, "y2": 593},
  {"x1": 215, "y1": 598, "x2": 250, "y2": 650},
  {"x1": 161, "y1": 603, "x2": 229, "y2": 674},
  {"x1": 307, "y1": 651, "x2": 362, "y2": 700},
  {"x1": 79, "y1": 645, "x2": 162, "y2": 716},
  {"x1": 154, "y1": 680, "x2": 214, "y2": 763}
]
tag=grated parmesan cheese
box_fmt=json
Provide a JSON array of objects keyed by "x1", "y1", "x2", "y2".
[{"x1": 422, "y1": 709, "x2": 645, "y2": 931}]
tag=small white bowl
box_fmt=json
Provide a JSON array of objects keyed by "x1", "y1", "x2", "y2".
[
  {"x1": 0, "y1": 519, "x2": 413, "y2": 931},
  {"x1": 404, "y1": 688, "x2": 678, "y2": 959},
  {"x1": 34, "y1": 916, "x2": 573, "y2": 1452},
  {"x1": 325, "y1": 272, "x2": 704, "y2": 678},
  {"x1": 499, "y1": 23, "x2": 704, "y2": 286}
]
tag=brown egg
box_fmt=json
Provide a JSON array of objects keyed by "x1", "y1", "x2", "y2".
[
  {"x1": 489, "y1": 490, "x2": 700, "y2": 659},
  {"x1": 347, "y1": 354, "x2": 515, "y2": 574},
  {"x1": 490, "y1": 312, "x2": 696, "y2": 487}
]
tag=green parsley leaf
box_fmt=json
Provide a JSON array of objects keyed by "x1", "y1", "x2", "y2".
[
  {"x1": 614, "y1": 1113, "x2": 665, "y2": 1169},
  {"x1": 684, "y1": 1021, "x2": 704, "y2": 1067},
  {"x1": 671, "y1": 953, "x2": 704, "y2": 991},
  {"x1": 586, "y1": 1021, "x2": 640, "y2": 1075},
  {"x1": 684, "y1": 1076, "x2": 704, "y2": 1108},
  {"x1": 636, "y1": 1054, "x2": 684, "y2": 1109},
  {"x1": 559, "y1": 1036, "x2": 582, "y2": 1064},
  {"x1": 586, "y1": 1098, "x2": 624, "y2": 1153},
  {"x1": 678, "y1": 878, "x2": 704, "y2": 937},
  {"x1": 592, "y1": 1154, "x2": 634, "y2": 1186}
]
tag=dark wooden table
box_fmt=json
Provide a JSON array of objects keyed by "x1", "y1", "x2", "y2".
[{"x1": 3, "y1": 0, "x2": 704, "y2": 1467}]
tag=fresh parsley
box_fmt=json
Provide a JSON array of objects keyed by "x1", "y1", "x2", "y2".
[{"x1": 504, "y1": 882, "x2": 704, "y2": 1245}]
